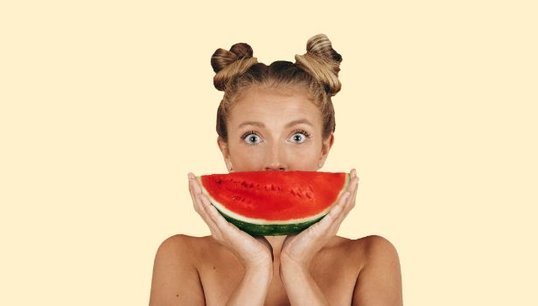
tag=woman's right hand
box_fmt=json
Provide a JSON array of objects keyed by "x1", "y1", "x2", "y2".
[{"x1": 188, "y1": 172, "x2": 274, "y2": 270}]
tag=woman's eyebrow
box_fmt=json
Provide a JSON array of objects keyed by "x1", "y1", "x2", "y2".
[
  {"x1": 285, "y1": 119, "x2": 313, "y2": 128},
  {"x1": 237, "y1": 119, "x2": 313, "y2": 129},
  {"x1": 238, "y1": 121, "x2": 265, "y2": 128}
]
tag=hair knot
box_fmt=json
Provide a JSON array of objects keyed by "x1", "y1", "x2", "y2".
[
  {"x1": 211, "y1": 43, "x2": 258, "y2": 91},
  {"x1": 295, "y1": 34, "x2": 342, "y2": 96}
]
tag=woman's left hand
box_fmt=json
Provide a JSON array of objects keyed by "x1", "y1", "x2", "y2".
[{"x1": 280, "y1": 168, "x2": 359, "y2": 270}]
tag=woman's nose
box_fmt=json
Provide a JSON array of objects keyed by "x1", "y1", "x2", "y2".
[{"x1": 264, "y1": 144, "x2": 287, "y2": 171}]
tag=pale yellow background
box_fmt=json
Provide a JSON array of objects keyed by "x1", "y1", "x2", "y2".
[{"x1": 1, "y1": 1, "x2": 537, "y2": 305}]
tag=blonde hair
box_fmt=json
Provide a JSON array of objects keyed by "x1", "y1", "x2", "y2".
[{"x1": 211, "y1": 34, "x2": 342, "y2": 142}]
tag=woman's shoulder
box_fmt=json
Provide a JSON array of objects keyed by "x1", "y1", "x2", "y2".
[
  {"x1": 150, "y1": 235, "x2": 216, "y2": 305},
  {"x1": 328, "y1": 235, "x2": 400, "y2": 270},
  {"x1": 352, "y1": 235, "x2": 399, "y2": 254},
  {"x1": 157, "y1": 233, "x2": 213, "y2": 246},
  {"x1": 155, "y1": 234, "x2": 216, "y2": 257},
  {"x1": 337, "y1": 235, "x2": 402, "y2": 304},
  {"x1": 154, "y1": 234, "x2": 231, "y2": 265},
  {"x1": 331, "y1": 234, "x2": 399, "y2": 252}
]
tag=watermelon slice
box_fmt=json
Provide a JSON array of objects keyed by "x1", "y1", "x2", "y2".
[{"x1": 197, "y1": 171, "x2": 350, "y2": 236}]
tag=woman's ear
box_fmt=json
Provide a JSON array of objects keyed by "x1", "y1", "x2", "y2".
[
  {"x1": 217, "y1": 136, "x2": 233, "y2": 171},
  {"x1": 318, "y1": 133, "x2": 334, "y2": 169}
]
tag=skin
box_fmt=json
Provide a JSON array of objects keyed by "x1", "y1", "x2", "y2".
[{"x1": 149, "y1": 85, "x2": 403, "y2": 306}]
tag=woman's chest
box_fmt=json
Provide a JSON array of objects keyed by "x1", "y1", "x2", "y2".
[{"x1": 198, "y1": 254, "x2": 358, "y2": 306}]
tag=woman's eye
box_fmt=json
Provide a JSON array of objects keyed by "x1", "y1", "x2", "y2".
[
  {"x1": 243, "y1": 133, "x2": 262, "y2": 145},
  {"x1": 290, "y1": 132, "x2": 307, "y2": 144}
]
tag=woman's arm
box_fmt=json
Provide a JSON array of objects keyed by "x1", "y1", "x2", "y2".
[
  {"x1": 352, "y1": 235, "x2": 403, "y2": 306},
  {"x1": 280, "y1": 259, "x2": 331, "y2": 306},
  {"x1": 149, "y1": 235, "x2": 205, "y2": 306},
  {"x1": 225, "y1": 263, "x2": 272, "y2": 306}
]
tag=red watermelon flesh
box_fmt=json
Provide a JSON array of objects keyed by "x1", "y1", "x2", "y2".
[{"x1": 197, "y1": 171, "x2": 350, "y2": 235}]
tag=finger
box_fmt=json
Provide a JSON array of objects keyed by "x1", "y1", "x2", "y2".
[
  {"x1": 187, "y1": 173, "x2": 200, "y2": 200},
  {"x1": 188, "y1": 175, "x2": 205, "y2": 215},
  {"x1": 188, "y1": 172, "x2": 202, "y2": 195},
  {"x1": 349, "y1": 176, "x2": 359, "y2": 210},
  {"x1": 188, "y1": 175, "x2": 222, "y2": 237},
  {"x1": 190, "y1": 174, "x2": 217, "y2": 220},
  {"x1": 339, "y1": 171, "x2": 358, "y2": 213},
  {"x1": 188, "y1": 175, "x2": 244, "y2": 244},
  {"x1": 318, "y1": 191, "x2": 350, "y2": 228},
  {"x1": 197, "y1": 192, "x2": 224, "y2": 231},
  {"x1": 342, "y1": 175, "x2": 359, "y2": 216},
  {"x1": 298, "y1": 172, "x2": 358, "y2": 239},
  {"x1": 199, "y1": 193, "x2": 258, "y2": 249},
  {"x1": 325, "y1": 177, "x2": 358, "y2": 232},
  {"x1": 198, "y1": 191, "x2": 235, "y2": 235},
  {"x1": 332, "y1": 176, "x2": 359, "y2": 225}
]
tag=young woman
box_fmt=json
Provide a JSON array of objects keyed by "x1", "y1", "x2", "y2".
[{"x1": 150, "y1": 34, "x2": 402, "y2": 306}]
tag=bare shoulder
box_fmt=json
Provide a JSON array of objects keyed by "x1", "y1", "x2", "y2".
[
  {"x1": 149, "y1": 234, "x2": 213, "y2": 306},
  {"x1": 344, "y1": 235, "x2": 403, "y2": 306},
  {"x1": 352, "y1": 235, "x2": 400, "y2": 264},
  {"x1": 327, "y1": 235, "x2": 399, "y2": 264},
  {"x1": 154, "y1": 234, "x2": 209, "y2": 257}
]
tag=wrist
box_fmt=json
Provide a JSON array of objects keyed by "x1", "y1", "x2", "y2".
[
  {"x1": 244, "y1": 254, "x2": 272, "y2": 270},
  {"x1": 244, "y1": 261, "x2": 273, "y2": 281},
  {"x1": 280, "y1": 258, "x2": 309, "y2": 281},
  {"x1": 245, "y1": 261, "x2": 272, "y2": 273},
  {"x1": 280, "y1": 253, "x2": 310, "y2": 271},
  {"x1": 225, "y1": 262, "x2": 273, "y2": 306},
  {"x1": 280, "y1": 259, "x2": 330, "y2": 306}
]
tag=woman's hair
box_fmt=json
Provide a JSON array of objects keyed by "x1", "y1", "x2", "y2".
[{"x1": 211, "y1": 34, "x2": 342, "y2": 142}]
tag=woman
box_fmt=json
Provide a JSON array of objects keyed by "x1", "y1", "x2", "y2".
[{"x1": 150, "y1": 34, "x2": 402, "y2": 306}]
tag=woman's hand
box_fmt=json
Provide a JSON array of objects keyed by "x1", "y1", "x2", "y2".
[
  {"x1": 278, "y1": 169, "x2": 359, "y2": 306},
  {"x1": 189, "y1": 172, "x2": 274, "y2": 305},
  {"x1": 188, "y1": 173, "x2": 273, "y2": 270},
  {"x1": 280, "y1": 168, "x2": 359, "y2": 269}
]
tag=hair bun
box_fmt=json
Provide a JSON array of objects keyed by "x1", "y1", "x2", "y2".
[
  {"x1": 211, "y1": 43, "x2": 253, "y2": 73},
  {"x1": 211, "y1": 43, "x2": 258, "y2": 91},
  {"x1": 306, "y1": 34, "x2": 342, "y2": 64},
  {"x1": 295, "y1": 34, "x2": 343, "y2": 96}
]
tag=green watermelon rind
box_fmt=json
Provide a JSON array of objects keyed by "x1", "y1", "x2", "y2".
[
  {"x1": 215, "y1": 207, "x2": 326, "y2": 236},
  {"x1": 197, "y1": 172, "x2": 350, "y2": 236}
]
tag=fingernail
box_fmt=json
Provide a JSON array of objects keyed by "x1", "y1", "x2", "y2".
[{"x1": 188, "y1": 172, "x2": 195, "y2": 180}]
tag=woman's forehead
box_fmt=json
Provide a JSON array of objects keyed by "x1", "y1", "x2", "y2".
[{"x1": 229, "y1": 90, "x2": 322, "y2": 129}]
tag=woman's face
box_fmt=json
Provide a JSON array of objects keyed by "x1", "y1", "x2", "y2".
[{"x1": 218, "y1": 85, "x2": 334, "y2": 172}]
